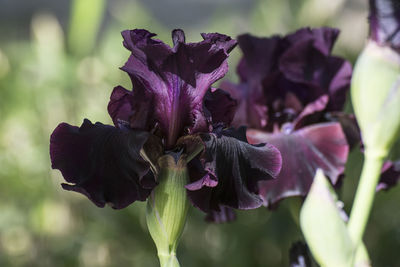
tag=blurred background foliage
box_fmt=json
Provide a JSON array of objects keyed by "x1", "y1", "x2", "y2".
[{"x1": 0, "y1": 0, "x2": 399, "y2": 266}]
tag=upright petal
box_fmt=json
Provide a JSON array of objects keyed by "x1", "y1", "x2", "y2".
[
  {"x1": 120, "y1": 29, "x2": 237, "y2": 148},
  {"x1": 203, "y1": 88, "x2": 237, "y2": 127},
  {"x1": 220, "y1": 81, "x2": 268, "y2": 129},
  {"x1": 279, "y1": 30, "x2": 352, "y2": 111},
  {"x1": 224, "y1": 27, "x2": 351, "y2": 132},
  {"x1": 50, "y1": 119, "x2": 155, "y2": 209},
  {"x1": 236, "y1": 34, "x2": 282, "y2": 83},
  {"x1": 284, "y1": 27, "x2": 339, "y2": 56},
  {"x1": 107, "y1": 85, "x2": 154, "y2": 130},
  {"x1": 323, "y1": 57, "x2": 353, "y2": 111},
  {"x1": 107, "y1": 86, "x2": 133, "y2": 127},
  {"x1": 186, "y1": 127, "x2": 282, "y2": 212},
  {"x1": 247, "y1": 122, "x2": 348, "y2": 208},
  {"x1": 226, "y1": 34, "x2": 282, "y2": 129}
]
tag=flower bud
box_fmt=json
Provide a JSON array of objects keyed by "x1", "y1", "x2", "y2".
[
  {"x1": 146, "y1": 154, "x2": 190, "y2": 267},
  {"x1": 300, "y1": 170, "x2": 354, "y2": 267},
  {"x1": 351, "y1": 40, "x2": 400, "y2": 157}
]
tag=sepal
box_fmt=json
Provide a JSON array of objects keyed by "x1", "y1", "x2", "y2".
[{"x1": 146, "y1": 154, "x2": 190, "y2": 267}]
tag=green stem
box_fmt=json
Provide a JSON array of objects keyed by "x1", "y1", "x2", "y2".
[
  {"x1": 347, "y1": 151, "x2": 384, "y2": 250},
  {"x1": 158, "y1": 252, "x2": 180, "y2": 267},
  {"x1": 355, "y1": 243, "x2": 370, "y2": 267}
]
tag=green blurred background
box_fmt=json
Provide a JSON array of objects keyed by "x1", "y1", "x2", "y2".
[{"x1": 0, "y1": 0, "x2": 399, "y2": 266}]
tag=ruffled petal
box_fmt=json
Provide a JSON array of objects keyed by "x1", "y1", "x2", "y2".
[
  {"x1": 186, "y1": 127, "x2": 282, "y2": 211},
  {"x1": 224, "y1": 34, "x2": 281, "y2": 129},
  {"x1": 279, "y1": 29, "x2": 352, "y2": 111},
  {"x1": 121, "y1": 29, "x2": 236, "y2": 147},
  {"x1": 247, "y1": 122, "x2": 348, "y2": 208},
  {"x1": 284, "y1": 27, "x2": 339, "y2": 56},
  {"x1": 50, "y1": 119, "x2": 154, "y2": 209},
  {"x1": 224, "y1": 27, "x2": 351, "y2": 132}
]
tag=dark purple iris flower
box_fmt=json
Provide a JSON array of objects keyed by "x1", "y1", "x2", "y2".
[
  {"x1": 50, "y1": 29, "x2": 282, "y2": 217},
  {"x1": 221, "y1": 27, "x2": 352, "y2": 208},
  {"x1": 369, "y1": 0, "x2": 400, "y2": 52}
]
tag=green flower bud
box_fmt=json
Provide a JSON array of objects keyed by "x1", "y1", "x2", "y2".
[
  {"x1": 351, "y1": 41, "x2": 400, "y2": 157},
  {"x1": 300, "y1": 170, "x2": 354, "y2": 267},
  {"x1": 146, "y1": 154, "x2": 190, "y2": 267}
]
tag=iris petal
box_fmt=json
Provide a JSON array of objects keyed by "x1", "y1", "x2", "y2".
[
  {"x1": 224, "y1": 27, "x2": 351, "y2": 131},
  {"x1": 284, "y1": 27, "x2": 339, "y2": 56},
  {"x1": 108, "y1": 85, "x2": 154, "y2": 130},
  {"x1": 220, "y1": 81, "x2": 268, "y2": 129},
  {"x1": 50, "y1": 119, "x2": 154, "y2": 209},
  {"x1": 369, "y1": 0, "x2": 400, "y2": 52},
  {"x1": 325, "y1": 112, "x2": 361, "y2": 149},
  {"x1": 237, "y1": 34, "x2": 282, "y2": 83},
  {"x1": 120, "y1": 29, "x2": 236, "y2": 147},
  {"x1": 186, "y1": 127, "x2": 282, "y2": 211},
  {"x1": 292, "y1": 94, "x2": 329, "y2": 130},
  {"x1": 107, "y1": 86, "x2": 133, "y2": 127},
  {"x1": 203, "y1": 88, "x2": 237, "y2": 127},
  {"x1": 221, "y1": 34, "x2": 281, "y2": 129},
  {"x1": 247, "y1": 122, "x2": 348, "y2": 208},
  {"x1": 279, "y1": 28, "x2": 352, "y2": 111}
]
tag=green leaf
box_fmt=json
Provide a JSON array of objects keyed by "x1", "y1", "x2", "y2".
[
  {"x1": 68, "y1": 0, "x2": 106, "y2": 56},
  {"x1": 300, "y1": 170, "x2": 354, "y2": 267}
]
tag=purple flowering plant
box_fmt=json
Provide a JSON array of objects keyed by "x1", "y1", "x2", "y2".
[
  {"x1": 221, "y1": 27, "x2": 352, "y2": 209},
  {"x1": 50, "y1": 29, "x2": 282, "y2": 266},
  {"x1": 49, "y1": 0, "x2": 400, "y2": 265}
]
